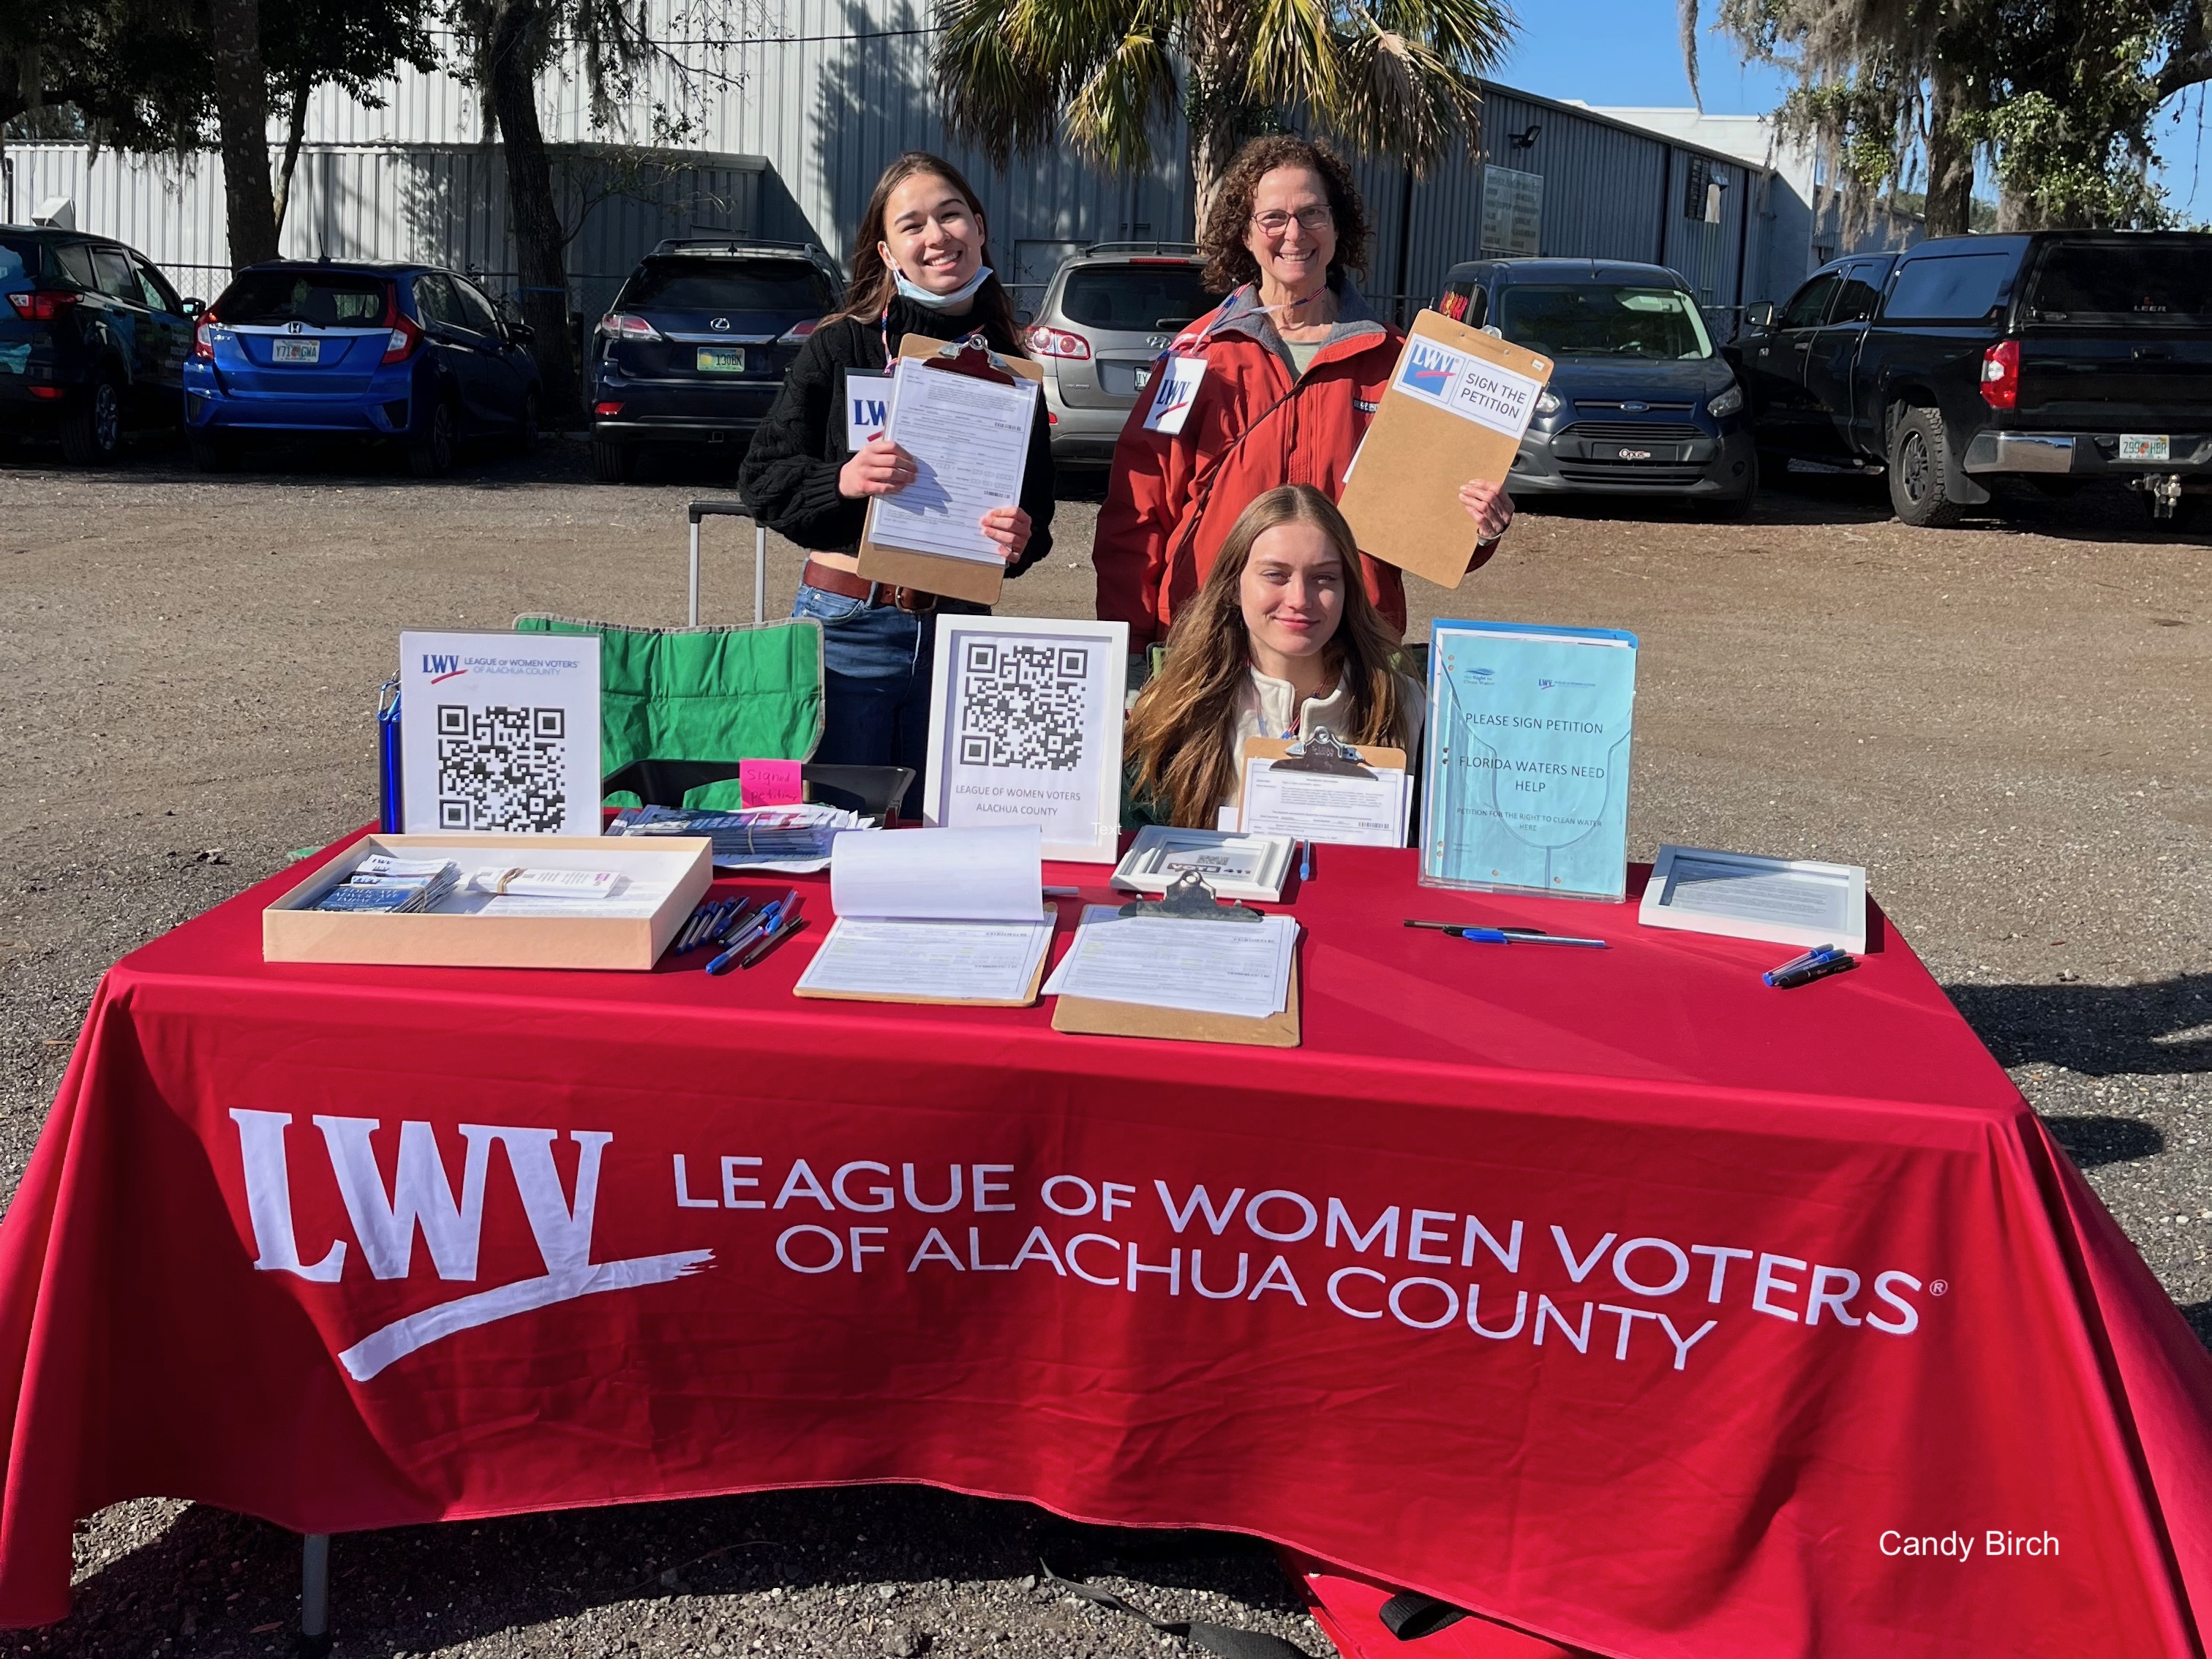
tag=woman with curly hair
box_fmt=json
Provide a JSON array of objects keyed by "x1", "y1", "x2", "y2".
[{"x1": 1094, "y1": 134, "x2": 1513, "y2": 652}]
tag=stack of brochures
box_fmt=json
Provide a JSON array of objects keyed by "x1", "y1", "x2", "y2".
[
  {"x1": 607, "y1": 803, "x2": 868, "y2": 873},
  {"x1": 315, "y1": 856, "x2": 461, "y2": 914}
]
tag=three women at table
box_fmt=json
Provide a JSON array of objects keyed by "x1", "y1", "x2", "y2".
[
  {"x1": 740, "y1": 152, "x2": 1056, "y2": 813},
  {"x1": 1094, "y1": 135, "x2": 1515, "y2": 653},
  {"x1": 1124, "y1": 484, "x2": 1423, "y2": 829}
]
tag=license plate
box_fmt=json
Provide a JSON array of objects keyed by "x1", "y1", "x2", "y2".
[
  {"x1": 696, "y1": 346, "x2": 746, "y2": 374},
  {"x1": 272, "y1": 339, "x2": 320, "y2": 364},
  {"x1": 1595, "y1": 442, "x2": 1679, "y2": 464},
  {"x1": 2120, "y1": 433, "x2": 2170, "y2": 462}
]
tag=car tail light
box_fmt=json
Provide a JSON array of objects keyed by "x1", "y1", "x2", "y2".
[
  {"x1": 778, "y1": 317, "x2": 821, "y2": 345},
  {"x1": 1979, "y1": 339, "x2": 2019, "y2": 410},
  {"x1": 28, "y1": 385, "x2": 62, "y2": 399},
  {"x1": 1026, "y1": 325, "x2": 1091, "y2": 361},
  {"x1": 7, "y1": 290, "x2": 80, "y2": 322},
  {"x1": 382, "y1": 313, "x2": 423, "y2": 364},
  {"x1": 598, "y1": 312, "x2": 663, "y2": 342},
  {"x1": 595, "y1": 400, "x2": 624, "y2": 416}
]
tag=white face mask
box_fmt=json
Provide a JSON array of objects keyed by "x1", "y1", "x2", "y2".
[{"x1": 888, "y1": 259, "x2": 993, "y2": 311}]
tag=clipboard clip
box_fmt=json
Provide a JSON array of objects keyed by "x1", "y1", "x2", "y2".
[
  {"x1": 1271, "y1": 725, "x2": 1374, "y2": 778},
  {"x1": 1118, "y1": 869, "x2": 1265, "y2": 922},
  {"x1": 919, "y1": 331, "x2": 1017, "y2": 387}
]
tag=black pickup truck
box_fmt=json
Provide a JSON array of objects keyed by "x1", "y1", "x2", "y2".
[{"x1": 1731, "y1": 232, "x2": 2212, "y2": 528}]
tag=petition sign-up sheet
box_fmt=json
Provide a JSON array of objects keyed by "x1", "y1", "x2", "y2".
[{"x1": 873, "y1": 367, "x2": 1037, "y2": 563}]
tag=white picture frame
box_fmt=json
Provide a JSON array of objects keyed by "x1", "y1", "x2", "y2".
[
  {"x1": 399, "y1": 630, "x2": 601, "y2": 838},
  {"x1": 922, "y1": 615, "x2": 1129, "y2": 863},
  {"x1": 1638, "y1": 844, "x2": 1868, "y2": 955}
]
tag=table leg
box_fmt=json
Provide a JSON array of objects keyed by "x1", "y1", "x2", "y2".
[{"x1": 300, "y1": 1532, "x2": 332, "y2": 1656}]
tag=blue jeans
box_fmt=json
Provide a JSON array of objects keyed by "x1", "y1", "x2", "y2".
[{"x1": 792, "y1": 582, "x2": 943, "y2": 818}]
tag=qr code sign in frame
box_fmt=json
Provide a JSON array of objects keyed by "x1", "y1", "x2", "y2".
[
  {"x1": 924, "y1": 616, "x2": 1129, "y2": 862},
  {"x1": 956, "y1": 641, "x2": 1091, "y2": 772},
  {"x1": 434, "y1": 704, "x2": 571, "y2": 834}
]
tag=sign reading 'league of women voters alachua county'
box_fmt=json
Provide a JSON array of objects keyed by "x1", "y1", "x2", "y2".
[{"x1": 1421, "y1": 620, "x2": 1638, "y2": 900}]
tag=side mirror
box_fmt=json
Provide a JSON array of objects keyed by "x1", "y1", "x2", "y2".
[
  {"x1": 181, "y1": 297, "x2": 204, "y2": 317},
  {"x1": 509, "y1": 323, "x2": 536, "y2": 347},
  {"x1": 1744, "y1": 301, "x2": 1777, "y2": 330}
]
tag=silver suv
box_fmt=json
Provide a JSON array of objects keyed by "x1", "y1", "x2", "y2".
[{"x1": 1024, "y1": 244, "x2": 1212, "y2": 463}]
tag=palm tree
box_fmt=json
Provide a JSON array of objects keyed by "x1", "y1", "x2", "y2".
[
  {"x1": 451, "y1": 0, "x2": 655, "y2": 421},
  {"x1": 935, "y1": 0, "x2": 1516, "y2": 227}
]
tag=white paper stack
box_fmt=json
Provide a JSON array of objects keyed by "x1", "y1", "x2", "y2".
[{"x1": 798, "y1": 826, "x2": 1056, "y2": 1004}]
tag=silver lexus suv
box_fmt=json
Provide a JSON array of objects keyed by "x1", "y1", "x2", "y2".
[{"x1": 1024, "y1": 244, "x2": 1212, "y2": 464}]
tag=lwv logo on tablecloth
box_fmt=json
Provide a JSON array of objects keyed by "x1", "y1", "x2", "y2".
[{"x1": 228, "y1": 1113, "x2": 711, "y2": 1381}]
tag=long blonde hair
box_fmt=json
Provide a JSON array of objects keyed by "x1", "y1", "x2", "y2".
[{"x1": 1124, "y1": 486, "x2": 1409, "y2": 828}]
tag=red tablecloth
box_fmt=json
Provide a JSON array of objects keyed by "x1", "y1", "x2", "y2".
[{"x1": 1, "y1": 840, "x2": 2205, "y2": 1655}]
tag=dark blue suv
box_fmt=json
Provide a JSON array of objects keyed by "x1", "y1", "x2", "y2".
[
  {"x1": 590, "y1": 238, "x2": 840, "y2": 481},
  {"x1": 184, "y1": 260, "x2": 541, "y2": 475},
  {"x1": 1, "y1": 225, "x2": 198, "y2": 464},
  {"x1": 1438, "y1": 258, "x2": 1757, "y2": 517}
]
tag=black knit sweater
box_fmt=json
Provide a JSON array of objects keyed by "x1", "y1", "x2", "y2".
[{"x1": 737, "y1": 292, "x2": 1056, "y2": 577}]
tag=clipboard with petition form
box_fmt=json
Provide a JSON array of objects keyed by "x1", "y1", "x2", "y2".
[
  {"x1": 1336, "y1": 309, "x2": 1553, "y2": 590},
  {"x1": 856, "y1": 332, "x2": 1045, "y2": 606},
  {"x1": 1050, "y1": 875, "x2": 1302, "y2": 1048},
  {"x1": 1235, "y1": 729, "x2": 1410, "y2": 846}
]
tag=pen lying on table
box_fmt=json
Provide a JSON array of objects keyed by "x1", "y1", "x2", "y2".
[
  {"x1": 706, "y1": 889, "x2": 802, "y2": 974},
  {"x1": 1404, "y1": 919, "x2": 1609, "y2": 949}
]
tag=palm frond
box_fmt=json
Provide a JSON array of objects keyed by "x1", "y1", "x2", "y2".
[
  {"x1": 1243, "y1": 0, "x2": 1341, "y2": 113},
  {"x1": 934, "y1": 0, "x2": 1075, "y2": 166},
  {"x1": 1331, "y1": 20, "x2": 1483, "y2": 168},
  {"x1": 1065, "y1": 23, "x2": 1181, "y2": 171}
]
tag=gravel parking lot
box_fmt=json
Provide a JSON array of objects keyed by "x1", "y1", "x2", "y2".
[{"x1": 1, "y1": 432, "x2": 2205, "y2": 1658}]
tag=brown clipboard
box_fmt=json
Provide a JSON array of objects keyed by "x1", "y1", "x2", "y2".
[
  {"x1": 791, "y1": 911, "x2": 1056, "y2": 1008},
  {"x1": 1233, "y1": 734, "x2": 1407, "y2": 816},
  {"x1": 1336, "y1": 309, "x2": 1553, "y2": 590},
  {"x1": 856, "y1": 331, "x2": 1045, "y2": 606},
  {"x1": 1052, "y1": 958, "x2": 1301, "y2": 1048},
  {"x1": 1049, "y1": 881, "x2": 1302, "y2": 1047}
]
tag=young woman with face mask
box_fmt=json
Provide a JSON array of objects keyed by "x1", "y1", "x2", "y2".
[
  {"x1": 1121, "y1": 484, "x2": 1423, "y2": 830},
  {"x1": 740, "y1": 153, "x2": 1056, "y2": 815}
]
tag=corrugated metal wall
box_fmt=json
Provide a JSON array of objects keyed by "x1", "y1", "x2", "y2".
[
  {"x1": 3, "y1": 141, "x2": 769, "y2": 314},
  {"x1": 1, "y1": 0, "x2": 1788, "y2": 321}
]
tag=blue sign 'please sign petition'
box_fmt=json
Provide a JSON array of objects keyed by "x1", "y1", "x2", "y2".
[{"x1": 1421, "y1": 620, "x2": 1639, "y2": 900}]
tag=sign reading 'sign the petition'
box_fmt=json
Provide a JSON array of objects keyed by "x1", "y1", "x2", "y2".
[{"x1": 1393, "y1": 336, "x2": 1546, "y2": 441}]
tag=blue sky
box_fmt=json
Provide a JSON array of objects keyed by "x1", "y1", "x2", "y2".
[{"x1": 1494, "y1": 0, "x2": 2211, "y2": 222}]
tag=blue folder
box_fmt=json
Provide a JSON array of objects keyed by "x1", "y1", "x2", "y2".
[{"x1": 1420, "y1": 620, "x2": 1639, "y2": 901}]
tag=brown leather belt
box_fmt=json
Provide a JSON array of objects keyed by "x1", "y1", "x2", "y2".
[{"x1": 802, "y1": 560, "x2": 937, "y2": 613}]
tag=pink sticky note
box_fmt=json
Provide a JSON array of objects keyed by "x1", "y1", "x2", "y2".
[{"x1": 739, "y1": 759, "x2": 804, "y2": 808}]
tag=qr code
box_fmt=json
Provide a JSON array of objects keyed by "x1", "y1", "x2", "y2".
[
  {"x1": 958, "y1": 642, "x2": 1087, "y2": 770},
  {"x1": 435, "y1": 704, "x2": 568, "y2": 832}
]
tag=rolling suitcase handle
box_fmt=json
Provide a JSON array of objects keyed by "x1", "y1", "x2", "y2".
[{"x1": 687, "y1": 498, "x2": 769, "y2": 628}]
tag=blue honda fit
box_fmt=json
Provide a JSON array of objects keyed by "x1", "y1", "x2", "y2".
[{"x1": 184, "y1": 260, "x2": 541, "y2": 474}]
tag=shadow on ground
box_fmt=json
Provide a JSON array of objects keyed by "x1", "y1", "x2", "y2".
[
  {"x1": 46, "y1": 1489, "x2": 1311, "y2": 1659},
  {"x1": 1946, "y1": 974, "x2": 2211, "y2": 1078}
]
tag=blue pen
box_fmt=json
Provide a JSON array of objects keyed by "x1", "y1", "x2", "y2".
[
  {"x1": 706, "y1": 903, "x2": 779, "y2": 975},
  {"x1": 1762, "y1": 944, "x2": 1843, "y2": 985},
  {"x1": 672, "y1": 900, "x2": 721, "y2": 955},
  {"x1": 680, "y1": 898, "x2": 735, "y2": 953},
  {"x1": 1404, "y1": 919, "x2": 1608, "y2": 949},
  {"x1": 1767, "y1": 949, "x2": 1854, "y2": 990},
  {"x1": 1299, "y1": 840, "x2": 1313, "y2": 882}
]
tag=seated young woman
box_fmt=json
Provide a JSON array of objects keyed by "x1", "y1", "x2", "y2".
[{"x1": 1123, "y1": 484, "x2": 1425, "y2": 830}]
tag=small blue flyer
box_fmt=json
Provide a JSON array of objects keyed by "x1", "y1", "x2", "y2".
[{"x1": 1421, "y1": 620, "x2": 1639, "y2": 900}]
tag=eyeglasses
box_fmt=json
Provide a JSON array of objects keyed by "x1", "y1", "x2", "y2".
[{"x1": 1249, "y1": 206, "x2": 1334, "y2": 236}]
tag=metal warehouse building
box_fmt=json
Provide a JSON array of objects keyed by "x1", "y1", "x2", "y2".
[{"x1": 0, "y1": 0, "x2": 1840, "y2": 327}]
